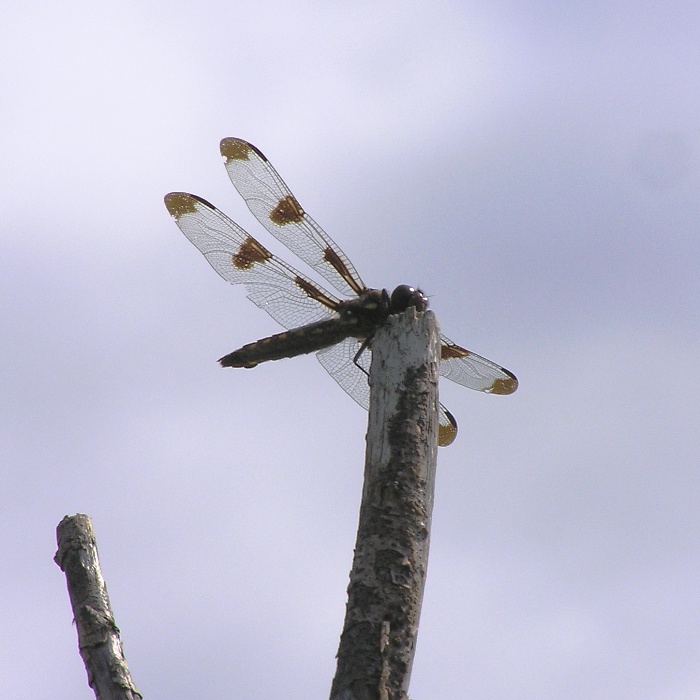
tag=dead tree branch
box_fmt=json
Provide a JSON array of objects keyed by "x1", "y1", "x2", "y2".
[
  {"x1": 330, "y1": 308, "x2": 440, "y2": 700},
  {"x1": 55, "y1": 514, "x2": 141, "y2": 700}
]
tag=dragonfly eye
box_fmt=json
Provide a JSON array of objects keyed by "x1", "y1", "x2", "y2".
[{"x1": 390, "y1": 285, "x2": 429, "y2": 313}]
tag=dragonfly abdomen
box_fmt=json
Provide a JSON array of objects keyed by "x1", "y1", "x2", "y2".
[{"x1": 219, "y1": 318, "x2": 359, "y2": 368}]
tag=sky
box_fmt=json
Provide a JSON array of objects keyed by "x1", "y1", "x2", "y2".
[{"x1": 1, "y1": 1, "x2": 699, "y2": 698}]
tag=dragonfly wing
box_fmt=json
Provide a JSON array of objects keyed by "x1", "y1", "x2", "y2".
[
  {"x1": 165, "y1": 192, "x2": 341, "y2": 330},
  {"x1": 440, "y1": 334, "x2": 518, "y2": 394},
  {"x1": 316, "y1": 339, "x2": 458, "y2": 446},
  {"x1": 220, "y1": 138, "x2": 366, "y2": 298}
]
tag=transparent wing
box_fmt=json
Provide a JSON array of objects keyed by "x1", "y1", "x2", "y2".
[
  {"x1": 220, "y1": 137, "x2": 366, "y2": 298},
  {"x1": 164, "y1": 192, "x2": 341, "y2": 330},
  {"x1": 440, "y1": 335, "x2": 518, "y2": 395},
  {"x1": 316, "y1": 337, "x2": 371, "y2": 409},
  {"x1": 316, "y1": 339, "x2": 458, "y2": 447}
]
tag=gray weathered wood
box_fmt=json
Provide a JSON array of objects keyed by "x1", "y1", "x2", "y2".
[
  {"x1": 330, "y1": 308, "x2": 440, "y2": 700},
  {"x1": 55, "y1": 514, "x2": 141, "y2": 700}
]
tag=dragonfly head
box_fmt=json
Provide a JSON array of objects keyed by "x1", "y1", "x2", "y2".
[{"x1": 390, "y1": 285, "x2": 429, "y2": 314}]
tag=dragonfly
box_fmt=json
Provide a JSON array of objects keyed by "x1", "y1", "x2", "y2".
[{"x1": 165, "y1": 138, "x2": 517, "y2": 446}]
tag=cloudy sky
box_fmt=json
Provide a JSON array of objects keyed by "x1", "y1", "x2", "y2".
[{"x1": 2, "y1": 1, "x2": 699, "y2": 698}]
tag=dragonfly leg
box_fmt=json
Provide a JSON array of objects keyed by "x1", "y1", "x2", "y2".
[{"x1": 352, "y1": 334, "x2": 375, "y2": 378}]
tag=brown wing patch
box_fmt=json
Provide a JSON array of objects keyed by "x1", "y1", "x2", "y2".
[
  {"x1": 490, "y1": 375, "x2": 518, "y2": 395},
  {"x1": 220, "y1": 138, "x2": 252, "y2": 162},
  {"x1": 323, "y1": 246, "x2": 364, "y2": 294},
  {"x1": 270, "y1": 195, "x2": 304, "y2": 225},
  {"x1": 231, "y1": 237, "x2": 272, "y2": 270},
  {"x1": 438, "y1": 405, "x2": 458, "y2": 447},
  {"x1": 294, "y1": 276, "x2": 338, "y2": 309},
  {"x1": 438, "y1": 422, "x2": 458, "y2": 447},
  {"x1": 164, "y1": 192, "x2": 199, "y2": 219},
  {"x1": 441, "y1": 343, "x2": 470, "y2": 360}
]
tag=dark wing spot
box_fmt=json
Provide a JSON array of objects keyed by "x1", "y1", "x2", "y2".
[
  {"x1": 441, "y1": 343, "x2": 470, "y2": 361},
  {"x1": 220, "y1": 138, "x2": 252, "y2": 161},
  {"x1": 490, "y1": 374, "x2": 518, "y2": 395},
  {"x1": 323, "y1": 247, "x2": 350, "y2": 278},
  {"x1": 294, "y1": 276, "x2": 338, "y2": 309},
  {"x1": 270, "y1": 195, "x2": 304, "y2": 225},
  {"x1": 231, "y1": 237, "x2": 272, "y2": 269},
  {"x1": 164, "y1": 192, "x2": 199, "y2": 218},
  {"x1": 438, "y1": 413, "x2": 458, "y2": 447}
]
